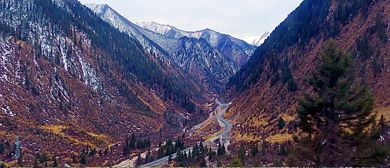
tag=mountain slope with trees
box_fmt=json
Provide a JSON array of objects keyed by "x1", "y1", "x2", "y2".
[
  {"x1": 288, "y1": 41, "x2": 383, "y2": 166},
  {"x1": 0, "y1": 0, "x2": 210, "y2": 166},
  {"x1": 224, "y1": 0, "x2": 390, "y2": 166}
]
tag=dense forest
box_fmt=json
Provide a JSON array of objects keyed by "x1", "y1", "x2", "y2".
[{"x1": 227, "y1": 0, "x2": 377, "y2": 93}]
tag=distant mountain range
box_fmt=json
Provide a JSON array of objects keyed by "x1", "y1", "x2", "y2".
[{"x1": 85, "y1": 3, "x2": 256, "y2": 92}]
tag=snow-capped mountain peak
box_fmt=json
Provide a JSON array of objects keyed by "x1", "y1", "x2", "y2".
[
  {"x1": 84, "y1": 3, "x2": 110, "y2": 14},
  {"x1": 242, "y1": 31, "x2": 270, "y2": 47},
  {"x1": 127, "y1": 18, "x2": 174, "y2": 36}
]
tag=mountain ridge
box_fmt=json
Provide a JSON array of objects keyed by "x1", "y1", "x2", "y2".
[{"x1": 85, "y1": 3, "x2": 256, "y2": 93}]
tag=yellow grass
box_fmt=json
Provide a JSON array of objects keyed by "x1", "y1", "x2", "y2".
[
  {"x1": 3, "y1": 160, "x2": 17, "y2": 167},
  {"x1": 103, "y1": 160, "x2": 110, "y2": 166},
  {"x1": 137, "y1": 96, "x2": 152, "y2": 109},
  {"x1": 223, "y1": 107, "x2": 236, "y2": 119},
  {"x1": 205, "y1": 102, "x2": 214, "y2": 107},
  {"x1": 137, "y1": 93, "x2": 166, "y2": 115},
  {"x1": 169, "y1": 162, "x2": 175, "y2": 167},
  {"x1": 87, "y1": 132, "x2": 108, "y2": 140},
  {"x1": 248, "y1": 117, "x2": 268, "y2": 127},
  {"x1": 39, "y1": 125, "x2": 111, "y2": 148},
  {"x1": 199, "y1": 121, "x2": 211, "y2": 130},
  {"x1": 233, "y1": 132, "x2": 253, "y2": 142},
  {"x1": 205, "y1": 135, "x2": 217, "y2": 141},
  {"x1": 40, "y1": 125, "x2": 68, "y2": 134},
  {"x1": 375, "y1": 106, "x2": 390, "y2": 121},
  {"x1": 205, "y1": 127, "x2": 225, "y2": 140},
  {"x1": 281, "y1": 114, "x2": 296, "y2": 122},
  {"x1": 266, "y1": 133, "x2": 294, "y2": 144}
]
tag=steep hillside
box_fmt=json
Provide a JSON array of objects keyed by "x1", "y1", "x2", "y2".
[
  {"x1": 84, "y1": 3, "x2": 172, "y2": 64},
  {"x1": 175, "y1": 36, "x2": 236, "y2": 92},
  {"x1": 85, "y1": 3, "x2": 255, "y2": 93},
  {"x1": 225, "y1": 0, "x2": 390, "y2": 144},
  {"x1": 0, "y1": 0, "x2": 209, "y2": 166}
]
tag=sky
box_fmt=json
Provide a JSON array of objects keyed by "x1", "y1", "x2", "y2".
[{"x1": 80, "y1": 0, "x2": 303, "y2": 39}]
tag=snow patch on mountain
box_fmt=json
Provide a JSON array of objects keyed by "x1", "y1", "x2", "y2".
[
  {"x1": 242, "y1": 32, "x2": 270, "y2": 46},
  {"x1": 128, "y1": 18, "x2": 173, "y2": 36},
  {"x1": 84, "y1": 3, "x2": 257, "y2": 91}
]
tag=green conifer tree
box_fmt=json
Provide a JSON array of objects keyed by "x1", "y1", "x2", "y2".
[
  {"x1": 288, "y1": 40, "x2": 383, "y2": 166},
  {"x1": 278, "y1": 117, "x2": 285, "y2": 129},
  {"x1": 136, "y1": 152, "x2": 142, "y2": 166},
  {"x1": 80, "y1": 154, "x2": 86, "y2": 164},
  {"x1": 238, "y1": 143, "x2": 246, "y2": 164},
  {"x1": 33, "y1": 159, "x2": 39, "y2": 168}
]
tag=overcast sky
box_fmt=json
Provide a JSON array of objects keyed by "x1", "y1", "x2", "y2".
[{"x1": 80, "y1": 0, "x2": 303, "y2": 39}]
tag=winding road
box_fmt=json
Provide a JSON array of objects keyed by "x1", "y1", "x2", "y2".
[{"x1": 139, "y1": 100, "x2": 231, "y2": 167}]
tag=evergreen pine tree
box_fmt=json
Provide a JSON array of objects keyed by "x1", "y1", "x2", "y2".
[
  {"x1": 104, "y1": 148, "x2": 109, "y2": 156},
  {"x1": 208, "y1": 147, "x2": 216, "y2": 160},
  {"x1": 278, "y1": 117, "x2": 285, "y2": 129},
  {"x1": 80, "y1": 154, "x2": 86, "y2": 164},
  {"x1": 217, "y1": 158, "x2": 222, "y2": 167},
  {"x1": 288, "y1": 40, "x2": 383, "y2": 166},
  {"x1": 145, "y1": 150, "x2": 150, "y2": 164},
  {"x1": 200, "y1": 157, "x2": 207, "y2": 167},
  {"x1": 53, "y1": 157, "x2": 58, "y2": 167},
  {"x1": 166, "y1": 138, "x2": 173, "y2": 156},
  {"x1": 136, "y1": 152, "x2": 142, "y2": 166},
  {"x1": 238, "y1": 143, "x2": 246, "y2": 164},
  {"x1": 251, "y1": 144, "x2": 258, "y2": 157},
  {"x1": 33, "y1": 159, "x2": 39, "y2": 168},
  {"x1": 17, "y1": 151, "x2": 23, "y2": 167},
  {"x1": 379, "y1": 114, "x2": 387, "y2": 133},
  {"x1": 188, "y1": 150, "x2": 192, "y2": 162},
  {"x1": 168, "y1": 154, "x2": 172, "y2": 163},
  {"x1": 157, "y1": 145, "x2": 164, "y2": 159},
  {"x1": 130, "y1": 133, "x2": 136, "y2": 149},
  {"x1": 72, "y1": 154, "x2": 77, "y2": 163},
  {"x1": 217, "y1": 142, "x2": 223, "y2": 156},
  {"x1": 175, "y1": 148, "x2": 182, "y2": 163},
  {"x1": 199, "y1": 141, "x2": 204, "y2": 153},
  {"x1": 221, "y1": 143, "x2": 226, "y2": 155},
  {"x1": 0, "y1": 143, "x2": 4, "y2": 154}
]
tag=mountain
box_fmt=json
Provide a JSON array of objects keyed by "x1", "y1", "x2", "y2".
[
  {"x1": 127, "y1": 18, "x2": 256, "y2": 66},
  {"x1": 85, "y1": 3, "x2": 256, "y2": 92},
  {"x1": 0, "y1": 0, "x2": 210, "y2": 166},
  {"x1": 225, "y1": 0, "x2": 390, "y2": 153},
  {"x1": 241, "y1": 31, "x2": 270, "y2": 46}
]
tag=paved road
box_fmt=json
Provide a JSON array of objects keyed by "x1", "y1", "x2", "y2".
[
  {"x1": 139, "y1": 100, "x2": 231, "y2": 167},
  {"x1": 203, "y1": 100, "x2": 231, "y2": 144}
]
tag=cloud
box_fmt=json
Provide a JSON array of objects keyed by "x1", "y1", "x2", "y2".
[{"x1": 80, "y1": 0, "x2": 303, "y2": 38}]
